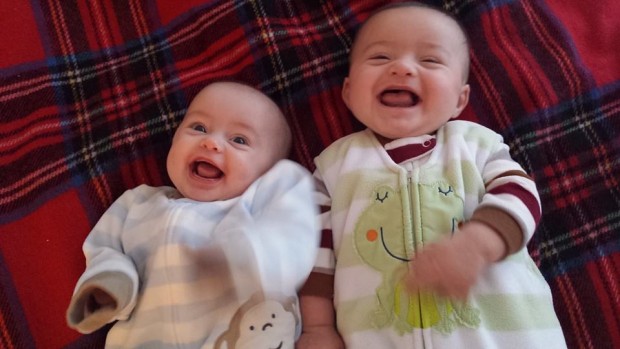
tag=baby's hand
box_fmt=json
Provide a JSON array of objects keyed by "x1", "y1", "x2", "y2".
[
  {"x1": 404, "y1": 221, "x2": 506, "y2": 300},
  {"x1": 85, "y1": 288, "x2": 117, "y2": 315},
  {"x1": 296, "y1": 325, "x2": 344, "y2": 349}
]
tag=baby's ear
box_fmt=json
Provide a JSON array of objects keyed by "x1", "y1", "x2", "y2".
[
  {"x1": 452, "y1": 84, "x2": 470, "y2": 119},
  {"x1": 341, "y1": 77, "x2": 351, "y2": 108}
]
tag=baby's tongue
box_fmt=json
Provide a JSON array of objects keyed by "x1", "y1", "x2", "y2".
[
  {"x1": 196, "y1": 162, "x2": 222, "y2": 178},
  {"x1": 381, "y1": 90, "x2": 415, "y2": 107}
]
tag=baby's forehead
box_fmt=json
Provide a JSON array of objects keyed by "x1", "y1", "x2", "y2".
[
  {"x1": 350, "y1": 6, "x2": 470, "y2": 63},
  {"x1": 360, "y1": 6, "x2": 466, "y2": 41}
]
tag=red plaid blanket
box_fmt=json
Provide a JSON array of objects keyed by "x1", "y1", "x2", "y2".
[{"x1": 1, "y1": 1, "x2": 619, "y2": 348}]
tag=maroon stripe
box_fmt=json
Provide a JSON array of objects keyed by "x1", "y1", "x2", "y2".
[
  {"x1": 489, "y1": 183, "x2": 541, "y2": 223},
  {"x1": 385, "y1": 138, "x2": 436, "y2": 163},
  {"x1": 320, "y1": 229, "x2": 333, "y2": 249}
]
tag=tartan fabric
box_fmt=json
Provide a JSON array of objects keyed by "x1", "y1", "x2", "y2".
[{"x1": 0, "y1": 0, "x2": 618, "y2": 348}]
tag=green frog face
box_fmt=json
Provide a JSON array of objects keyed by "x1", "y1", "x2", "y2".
[
  {"x1": 354, "y1": 185, "x2": 408, "y2": 273},
  {"x1": 351, "y1": 182, "x2": 479, "y2": 332}
]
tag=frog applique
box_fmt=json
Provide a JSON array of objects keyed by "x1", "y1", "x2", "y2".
[{"x1": 353, "y1": 184, "x2": 480, "y2": 334}]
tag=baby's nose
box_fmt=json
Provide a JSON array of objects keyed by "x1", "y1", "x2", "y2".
[
  {"x1": 201, "y1": 137, "x2": 222, "y2": 152},
  {"x1": 390, "y1": 60, "x2": 415, "y2": 76}
]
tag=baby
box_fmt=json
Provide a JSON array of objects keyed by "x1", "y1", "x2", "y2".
[
  {"x1": 298, "y1": 3, "x2": 566, "y2": 348},
  {"x1": 67, "y1": 81, "x2": 318, "y2": 348}
]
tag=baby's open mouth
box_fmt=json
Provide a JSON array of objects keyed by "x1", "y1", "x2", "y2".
[
  {"x1": 192, "y1": 161, "x2": 223, "y2": 179},
  {"x1": 379, "y1": 89, "x2": 420, "y2": 107}
]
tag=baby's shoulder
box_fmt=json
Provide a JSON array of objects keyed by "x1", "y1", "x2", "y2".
[
  {"x1": 316, "y1": 130, "x2": 374, "y2": 159},
  {"x1": 261, "y1": 159, "x2": 312, "y2": 183},
  {"x1": 440, "y1": 120, "x2": 503, "y2": 145},
  {"x1": 121, "y1": 184, "x2": 177, "y2": 203}
]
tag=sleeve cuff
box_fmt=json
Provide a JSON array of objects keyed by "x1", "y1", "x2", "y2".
[
  {"x1": 470, "y1": 206, "x2": 523, "y2": 257},
  {"x1": 299, "y1": 271, "x2": 334, "y2": 298},
  {"x1": 66, "y1": 271, "x2": 134, "y2": 333}
]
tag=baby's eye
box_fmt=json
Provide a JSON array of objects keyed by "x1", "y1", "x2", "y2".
[
  {"x1": 231, "y1": 136, "x2": 248, "y2": 145},
  {"x1": 191, "y1": 124, "x2": 207, "y2": 133},
  {"x1": 370, "y1": 54, "x2": 389, "y2": 61},
  {"x1": 421, "y1": 57, "x2": 441, "y2": 64}
]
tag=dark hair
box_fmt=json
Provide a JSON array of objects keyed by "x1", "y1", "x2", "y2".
[{"x1": 349, "y1": 1, "x2": 471, "y2": 81}]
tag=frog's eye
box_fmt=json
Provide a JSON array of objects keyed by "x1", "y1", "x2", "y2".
[
  {"x1": 438, "y1": 186, "x2": 453, "y2": 196},
  {"x1": 375, "y1": 192, "x2": 388, "y2": 203}
]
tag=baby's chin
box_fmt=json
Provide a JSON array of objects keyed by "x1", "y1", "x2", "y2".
[
  {"x1": 373, "y1": 130, "x2": 426, "y2": 144},
  {"x1": 175, "y1": 187, "x2": 222, "y2": 202},
  {"x1": 188, "y1": 191, "x2": 234, "y2": 202}
]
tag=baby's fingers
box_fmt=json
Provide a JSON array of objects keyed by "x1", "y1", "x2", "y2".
[{"x1": 405, "y1": 251, "x2": 441, "y2": 292}]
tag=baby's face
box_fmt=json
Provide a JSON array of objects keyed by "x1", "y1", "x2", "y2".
[
  {"x1": 167, "y1": 83, "x2": 285, "y2": 201},
  {"x1": 342, "y1": 6, "x2": 470, "y2": 141}
]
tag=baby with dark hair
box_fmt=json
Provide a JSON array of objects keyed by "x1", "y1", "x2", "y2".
[{"x1": 297, "y1": 3, "x2": 566, "y2": 348}]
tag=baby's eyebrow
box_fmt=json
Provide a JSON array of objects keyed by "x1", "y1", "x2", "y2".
[
  {"x1": 359, "y1": 40, "x2": 392, "y2": 54},
  {"x1": 182, "y1": 110, "x2": 210, "y2": 122},
  {"x1": 358, "y1": 40, "x2": 453, "y2": 57},
  {"x1": 229, "y1": 120, "x2": 258, "y2": 138},
  {"x1": 416, "y1": 41, "x2": 451, "y2": 54}
]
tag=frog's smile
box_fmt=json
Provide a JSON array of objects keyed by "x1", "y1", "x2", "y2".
[{"x1": 380, "y1": 227, "x2": 410, "y2": 262}]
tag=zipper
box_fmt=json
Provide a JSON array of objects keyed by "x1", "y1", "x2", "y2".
[
  {"x1": 405, "y1": 164, "x2": 426, "y2": 256},
  {"x1": 407, "y1": 165, "x2": 429, "y2": 348}
]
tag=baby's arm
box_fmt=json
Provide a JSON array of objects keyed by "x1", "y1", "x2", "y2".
[
  {"x1": 66, "y1": 189, "x2": 141, "y2": 333},
  {"x1": 296, "y1": 168, "x2": 343, "y2": 349},
  {"x1": 297, "y1": 294, "x2": 344, "y2": 349},
  {"x1": 406, "y1": 134, "x2": 541, "y2": 299},
  {"x1": 404, "y1": 220, "x2": 505, "y2": 300},
  {"x1": 212, "y1": 160, "x2": 319, "y2": 293}
]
